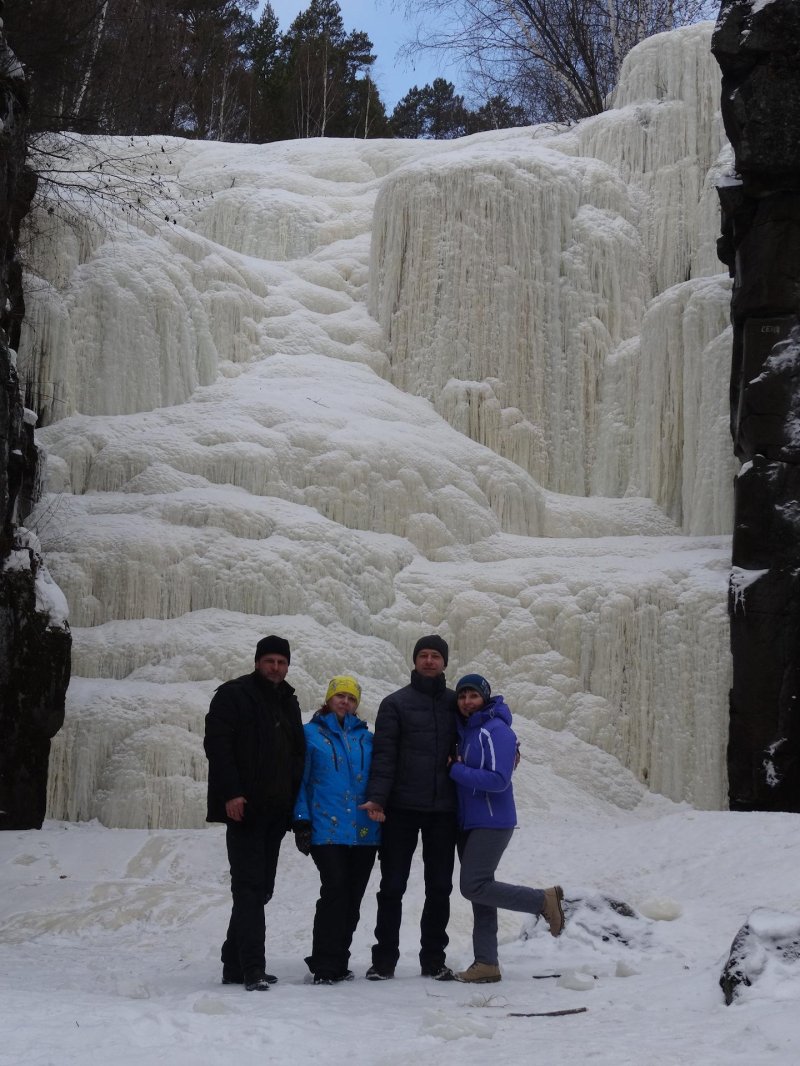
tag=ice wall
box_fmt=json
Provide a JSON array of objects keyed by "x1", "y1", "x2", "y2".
[
  {"x1": 19, "y1": 137, "x2": 420, "y2": 423},
  {"x1": 592, "y1": 274, "x2": 734, "y2": 533},
  {"x1": 17, "y1": 25, "x2": 737, "y2": 828},
  {"x1": 369, "y1": 23, "x2": 736, "y2": 522},
  {"x1": 369, "y1": 134, "x2": 650, "y2": 496}
]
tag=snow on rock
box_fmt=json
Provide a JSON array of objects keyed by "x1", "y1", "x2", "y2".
[
  {"x1": 33, "y1": 559, "x2": 70, "y2": 629},
  {"x1": 17, "y1": 23, "x2": 739, "y2": 828},
  {"x1": 552, "y1": 891, "x2": 654, "y2": 954},
  {"x1": 720, "y1": 908, "x2": 800, "y2": 1005},
  {"x1": 729, "y1": 565, "x2": 769, "y2": 609},
  {"x1": 3, "y1": 526, "x2": 70, "y2": 630}
]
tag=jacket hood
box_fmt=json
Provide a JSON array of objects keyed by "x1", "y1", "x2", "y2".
[
  {"x1": 459, "y1": 694, "x2": 512, "y2": 730},
  {"x1": 312, "y1": 710, "x2": 369, "y2": 735}
]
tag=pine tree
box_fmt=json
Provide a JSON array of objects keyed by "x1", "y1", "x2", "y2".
[{"x1": 390, "y1": 79, "x2": 467, "y2": 139}]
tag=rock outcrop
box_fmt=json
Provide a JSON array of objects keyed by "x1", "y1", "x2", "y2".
[
  {"x1": 720, "y1": 909, "x2": 800, "y2": 1004},
  {"x1": 0, "y1": 25, "x2": 70, "y2": 830},
  {"x1": 714, "y1": 0, "x2": 800, "y2": 811}
]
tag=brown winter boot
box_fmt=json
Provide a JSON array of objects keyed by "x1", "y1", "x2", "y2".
[
  {"x1": 454, "y1": 961, "x2": 502, "y2": 984},
  {"x1": 542, "y1": 885, "x2": 565, "y2": 937}
]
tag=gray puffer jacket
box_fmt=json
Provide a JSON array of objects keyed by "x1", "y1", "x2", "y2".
[{"x1": 367, "y1": 671, "x2": 457, "y2": 813}]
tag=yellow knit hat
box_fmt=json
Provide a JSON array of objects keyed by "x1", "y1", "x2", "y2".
[{"x1": 325, "y1": 675, "x2": 362, "y2": 706}]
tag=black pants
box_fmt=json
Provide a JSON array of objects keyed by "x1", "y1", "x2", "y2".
[
  {"x1": 306, "y1": 844, "x2": 378, "y2": 978},
  {"x1": 372, "y1": 808, "x2": 457, "y2": 972},
  {"x1": 220, "y1": 813, "x2": 287, "y2": 976}
]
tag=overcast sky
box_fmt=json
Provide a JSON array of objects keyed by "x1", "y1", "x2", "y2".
[{"x1": 263, "y1": 0, "x2": 461, "y2": 111}]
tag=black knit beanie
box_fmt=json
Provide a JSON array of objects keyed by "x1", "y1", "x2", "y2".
[
  {"x1": 255, "y1": 635, "x2": 291, "y2": 663},
  {"x1": 412, "y1": 634, "x2": 449, "y2": 667}
]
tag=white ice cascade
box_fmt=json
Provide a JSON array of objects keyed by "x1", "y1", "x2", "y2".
[
  {"x1": 17, "y1": 24, "x2": 735, "y2": 829},
  {"x1": 368, "y1": 23, "x2": 737, "y2": 526}
]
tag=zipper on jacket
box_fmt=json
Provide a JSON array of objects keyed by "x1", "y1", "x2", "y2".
[{"x1": 320, "y1": 723, "x2": 340, "y2": 772}]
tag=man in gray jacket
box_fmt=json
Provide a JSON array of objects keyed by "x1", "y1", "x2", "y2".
[{"x1": 360, "y1": 635, "x2": 458, "y2": 980}]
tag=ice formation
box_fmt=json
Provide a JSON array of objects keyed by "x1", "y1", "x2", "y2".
[{"x1": 18, "y1": 22, "x2": 737, "y2": 828}]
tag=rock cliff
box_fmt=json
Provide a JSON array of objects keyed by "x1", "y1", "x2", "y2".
[
  {"x1": 0, "y1": 25, "x2": 70, "y2": 830},
  {"x1": 714, "y1": 0, "x2": 800, "y2": 810}
]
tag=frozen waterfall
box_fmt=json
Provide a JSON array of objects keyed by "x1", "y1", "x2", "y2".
[{"x1": 18, "y1": 22, "x2": 736, "y2": 828}]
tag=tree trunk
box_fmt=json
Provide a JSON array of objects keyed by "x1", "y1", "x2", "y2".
[{"x1": 74, "y1": 0, "x2": 109, "y2": 119}]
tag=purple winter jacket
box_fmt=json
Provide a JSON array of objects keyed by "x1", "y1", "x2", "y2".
[{"x1": 449, "y1": 695, "x2": 518, "y2": 830}]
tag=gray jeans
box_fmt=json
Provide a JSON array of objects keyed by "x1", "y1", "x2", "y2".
[{"x1": 458, "y1": 827, "x2": 545, "y2": 965}]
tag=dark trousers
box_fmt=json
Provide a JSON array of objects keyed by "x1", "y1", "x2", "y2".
[
  {"x1": 306, "y1": 844, "x2": 378, "y2": 978},
  {"x1": 372, "y1": 808, "x2": 457, "y2": 971},
  {"x1": 221, "y1": 813, "x2": 287, "y2": 976},
  {"x1": 458, "y1": 827, "x2": 545, "y2": 964}
]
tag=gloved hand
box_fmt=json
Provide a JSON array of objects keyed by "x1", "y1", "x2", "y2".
[{"x1": 293, "y1": 820, "x2": 312, "y2": 856}]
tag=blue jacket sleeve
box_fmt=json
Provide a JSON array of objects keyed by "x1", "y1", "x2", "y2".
[{"x1": 450, "y1": 722, "x2": 517, "y2": 793}]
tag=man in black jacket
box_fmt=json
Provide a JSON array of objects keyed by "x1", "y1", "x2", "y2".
[
  {"x1": 360, "y1": 635, "x2": 458, "y2": 981},
  {"x1": 204, "y1": 635, "x2": 305, "y2": 991}
]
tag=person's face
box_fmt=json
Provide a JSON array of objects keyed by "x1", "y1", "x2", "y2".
[
  {"x1": 328, "y1": 692, "x2": 359, "y2": 718},
  {"x1": 415, "y1": 648, "x2": 445, "y2": 677},
  {"x1": 256, "y1": 654, "x2": 289, "y2": 685},
  {"x1": 457, "y1": 688, "x2": 484, "y2": 717}
]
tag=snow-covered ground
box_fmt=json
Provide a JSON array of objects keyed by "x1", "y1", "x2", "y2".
[{"x1": 3, "y1": 769, "x2": 799, "y2": 1064}]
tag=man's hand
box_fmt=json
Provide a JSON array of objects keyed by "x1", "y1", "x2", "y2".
[
  {"x1": 225, "y1": 796, "x2": 246, "y2": 821},
  {"x1": 293, "y1": 820, "x2": 312, "y2": 855},
  {"x1": 358, "y1": 800, "x2": 386, "y2": 823}
]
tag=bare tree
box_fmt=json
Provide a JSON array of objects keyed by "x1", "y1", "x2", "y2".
[{"x1": 402, "y1": 0, "x2": 716, "y2": 123}]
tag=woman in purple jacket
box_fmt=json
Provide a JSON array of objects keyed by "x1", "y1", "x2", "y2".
[{"x1": 449, "y1": 673, "x2": 565, "y2": 983}]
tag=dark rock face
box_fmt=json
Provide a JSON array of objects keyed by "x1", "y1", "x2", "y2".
[
  {"x1": 720, "y1": 909, "x2": 800, "y2": 1004},
  {"x1": 713, "y1": 0, "x2": 800, "y2": 191},
  {"x1": 713, "y1": 0, "x2": 800, "y2": 811},
  {"x1": 0, "y1": 29, "x2": 70, "y2": 829}
]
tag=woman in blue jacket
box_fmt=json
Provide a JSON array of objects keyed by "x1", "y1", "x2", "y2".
[
  {"x1": 293, "y1": 675, "x2": 380, "y2": 984},
  {"x1": 449, "y1": 673, "x2": 565, "y2": 984}
]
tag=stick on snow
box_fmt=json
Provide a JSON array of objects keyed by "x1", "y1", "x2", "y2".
[{"x1": 508, "y1": 1007, "x2": 589, "y2": 1018}]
